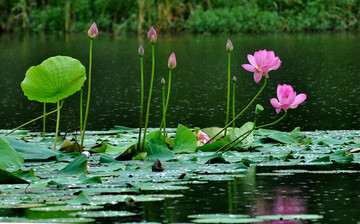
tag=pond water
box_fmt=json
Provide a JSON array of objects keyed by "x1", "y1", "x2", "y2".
[{"x1": 0, "y1": 32, "x2": 359, "y2": 132}]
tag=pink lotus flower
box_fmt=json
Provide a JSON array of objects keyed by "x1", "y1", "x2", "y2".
[
  {"x1": 226, "y1": 39, "x2": 233, "y2": 53},
  {"x1": 168, "y1": 52, "x2": 176, "y2": 69},
  {"x1": 241, "y1": 49, "x2": 281, "y2": 83},
  {"x1": 87, "y1": 22, "x2": 98, "y2": 39},
  {"x1": 270, "y1": 84, "x2": 307, "y2": 114},
  {"x1": 195, "y1": 130, "x2": 212, "y2": 147},
  {"x1": 147, "y1": 26, "x2": 157, "y2": 43},
  {"x1": 138, "y1": 44, "x2": 144, "y2": 56}
]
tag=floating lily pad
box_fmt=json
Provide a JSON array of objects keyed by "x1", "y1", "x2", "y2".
[
  {"x1": 29, "y1": 205, "x2": 103, "y2": 211},
  {"x1": 69, "y1": 210, "x2": 136, "y2": 218},
  {"x1": 189, "y1": 214, "x2": 263, "y2": 223},
  {"x1": 257, "y1": 214, "x2": 323, "y2": 221}
]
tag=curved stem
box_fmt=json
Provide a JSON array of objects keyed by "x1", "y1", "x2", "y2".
[
  {"x1": 215, "y1": 129, "x2": 252, "y2": 154},
  {"x1": 54, "y1": 94, "x2": 61, "y2": 150},
  {"x1": 225, "y1": 52, "x2": 231, "y2": 135},
  {"x1": 43, "y1": 103, "x2": 46, "y2": 139},
  {"x1": 206, "y1": 78, "x2": 267, "y2": 144},
  {"x1": 255, "y1": 112, "x2": 287, "y2": 129},
  {"x1": 137, "y1": 56, "x2": 144, "y2": 150},
  {"x1": 81, "y1": 38, "x2": 93, "y2": 148},
  {"x1": 6, "y1": 101, "x2": 64, "y2": 136},
  {"x1": 142, "y1": 43, "x2": 155, "y2": 151},
  {"x1": 163, "y1": 69, "x2": 172, "y2": 137}
]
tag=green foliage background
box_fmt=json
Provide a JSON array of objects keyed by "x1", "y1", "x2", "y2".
[{"x1": 0, "y1": 0, "x2": 358, "y2": 34}]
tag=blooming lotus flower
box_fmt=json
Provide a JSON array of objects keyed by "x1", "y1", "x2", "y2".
[
  {"x1": 226, "y1": 39, "x2": 233, "y2": 53},
  {"x1": 147, "y1": 26, "x2": 157, "y2": 43},
  {"x1": 270, "y1": 84, "x2": 307, "y2": 114},
  {"x1": 168, "y1": 52, "x2": 176, "y2": 69},
  {"x1": 138, "y1": 44, "x2": 144, "y2": 56},
  {"x1": 195, "y1": 130, "x2": 212, "y2": 147},
  {"x1": 241, "y1": 49, "x2": 281, "y2": 83},
  {"x1": 87, "y1": 22, "x2": 98, "y2": 39}
]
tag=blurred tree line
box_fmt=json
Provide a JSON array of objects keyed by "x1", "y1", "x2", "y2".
[{"x1": 0, "y1": 0, "x2": 358, "y2": 35}]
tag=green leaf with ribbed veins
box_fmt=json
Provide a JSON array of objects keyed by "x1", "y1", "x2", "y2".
[{"x1": 21, "y1": 56, "x2": 86, "y2": 103}]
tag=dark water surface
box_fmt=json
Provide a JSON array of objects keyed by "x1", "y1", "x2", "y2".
[{"x1": 0, "y1": 32, "x2": 359, "y2": 132}]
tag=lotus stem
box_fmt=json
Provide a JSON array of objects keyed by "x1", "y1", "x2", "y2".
[
  {"x1": 206, "y1": 78, "x2": 268, "y2": 144},
  {"x1": 161, "y1": 70, "x2": 172, "y2": 137},
  {"x1": 256, "y1": 112, "x2": 287, "y2": 129},
  {"x1": 80, "y1": 87, "x2": 83, "y2": 136},
  {"x1": 43, "y1": 102, "x2": 46, "y2": 139},
  {"x1": 216, "y1": 112, "x2": 287, "y2": 154},
  {"x1": 225, "y1": 52, "x2": 231, "y2": 136},
  {"x1": 54, "y1": 93, "x2": 61, "y2": 150},
  {"x1": 142, "y1": 43, "x2": 155, "y2": 151},
  {"x1": 6, "y1": 101, "x2": 64, "y2": 136},
  {"x1": 232, "y1": 76, "x2": 236, "y2": 129},
  {"x1": 160, "y1": 78, "x2": 166, "y2": 137},
  {"x1": 81, "y1": 38, "x2": 93, "y2": 148},
  {"x1": 137, "y1": 56, "x2": 144, "y2": 150}
]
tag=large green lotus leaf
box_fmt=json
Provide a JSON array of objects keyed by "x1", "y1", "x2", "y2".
[
  {"x1": 57, "y1": 154, "x2": 88, "y2": 175},
  {"x1": 0, "y1": 135, "x2": 24, "y2": 170},
  {"x1": 0, "y1": 168, "x2": 29, "y2": 184},
  {"x1": 144, "y1": 131, "x2": 174, "y2": 160},
  {"x1": 257, "y1": 127, "x2": 305, "y2": 144},
  {"x1": 21, "y1": 56, "x2": 86, "y2": 103},
  {"x1": 173, "y1": 124, "x2": 197, "y2": 153}
]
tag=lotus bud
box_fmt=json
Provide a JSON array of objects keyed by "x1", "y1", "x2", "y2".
[
  {"x1": 226, "y1": 39, "x2": 233, "y2": 53},
  {"x1": 87, "y1": 22, "x2": 98, "y2": 39},
  {"x1": 161, "y1": 77, "x2": 165, "y2": 85},
  {"x1": 168, "y1": 52, "x2": 176, "y2": 70},
  {"x1": 147, "y1": 26, "x2": 157, "y2": 44},
  {"x1": 233, "y1": 76, "x2": 236, "y2": 83},
  {"x1": 138, "y1": 44, "x2": 144, "y2": 57},
  {"x1": 82, "y1": 151, "x2": 90, "y2": 157}
]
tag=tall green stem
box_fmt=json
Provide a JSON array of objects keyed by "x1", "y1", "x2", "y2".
[
  {"x1": 225, "y1": 52, "x2": 231, "y2": 135},
  {"x1": 206, "y1": 78, "x2": 268, "y2": 144},
  {"x1": 137, "y1": 56, "x2": 144, "y2": 150},
  {"x1": 256, "y1": 112, "x2": 287, "y2": 129},
  {"x1": 232, "y1": 79, "x2": 235, "y2": 129},
  {"x1": 160, "y1": 80, "x2": 166, "y2": 137},
  {"x1": 54, "y1": 93, "x2": 61, "y2": 150},
  {"x1": 6, "y1": 101, "x2": 64, "y2": 136},
  {"x1": 43, "y1": 103, "x2": 46, "y2": 139},
  {"x1": 162, "y1": 69, "x2": 172, "y2": 137},
  {"x1": 81, "y1": 38, "x2": 93, "y2": 148},
  {"x1": 80, "y1": 87, "x2": 83, "y2": 136},
  {"x1": 142, "y1": 43, "x2": 155, "y2": 151}
]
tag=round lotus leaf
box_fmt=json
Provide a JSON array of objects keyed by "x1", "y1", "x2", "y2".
[{"x1": 21, "y1": 56, "x2": 86, "y2": 103}]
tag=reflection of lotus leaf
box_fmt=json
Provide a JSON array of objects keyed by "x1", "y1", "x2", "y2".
[{"x1": 21, "y1": 56, "x2": 86, "y2": 103}]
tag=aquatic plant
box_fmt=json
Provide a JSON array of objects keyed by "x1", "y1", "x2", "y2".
[
  {"x1": 270, "y1": 84, "x2": 307, "y2": 114},
  {"x1": 81, "y1": 22, "x2": 98, "y2": 149},
  {"x1": 142, "y1": 26, "x2": 157, "y2": 150},
  {"x1": 241, "y1": 49, "x2": 281, "y2": 83},
  {"x1": 160, "y1": 52, "x2": 177, "y2": 137},
  {"x1": 225, "y1": 39, "x2": 233, "y2": 135},
  {"x1": 194, "y1": 128, "x2": 212, "y2": 147},
  {"x1": 20, "y1": 56, "x2": 86, "y2": 149},
  {"x1": 206, "y1": 49, "x2": 282, "y2": 143},
  {"x1": 137, "y1": 44, "x2": 145, "y2": 150}
]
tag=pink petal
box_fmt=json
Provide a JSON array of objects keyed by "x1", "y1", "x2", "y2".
[
  {"x1": 276, "y1": 84, "x2": 282, "y2": 100},
  {"x1": 241, "y1": 64, "x2": 255, "y2": 72},
  {"x1": 264, "y1": 51, "x2": 275, "y2": 65},
  {"x1": 271, "y1": 58, "x2": 282, "y2": 70},
  {"x1": 264, "y1": 72, "x2": 269, "y2": 78},
  {"x1": 290, "y1": 93, "x2": 307, "y2": 108},
  {"x1": 247, "y1": 54, "x2": 257, "y2": 67},
  {"x1": 276, "y1": 108, "x2": 281, "y2": 114},
  {"x1": 270, "y1": 98, "x2": 281, "y2": 109},
  {"x1": 254, "y1": 51, "x2": 263, "y2": 67},
  {"x1": 254, "y1": 71, "x2": 262, "y2": 83}
]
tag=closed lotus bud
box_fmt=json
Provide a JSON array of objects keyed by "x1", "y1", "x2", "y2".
[
  {"x1": 147, "y1": 26, "x2": 157, "y2": 43},
  {"x1": 161, "y1": 77, "x2": 165, "y2": 85},
  {"x1": 87, "y1": 22, "x2": 98, "y2": 39},
  {"x1": 138, "y1": 45, "x2": 144, "y2": 57},
  {"x1": 168, "y1": 52, "x2": 176, "y2": 70},
  {"x1": 226, "y1": 39, "x2": 233, "y2": 53},
  {"x1": 233, "y1": 76, "x2": 236, "y2": 82}
]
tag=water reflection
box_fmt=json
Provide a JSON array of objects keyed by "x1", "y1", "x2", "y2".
[{"x1": 0, "y1": 33, "x2": 359, "y2": 131}]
